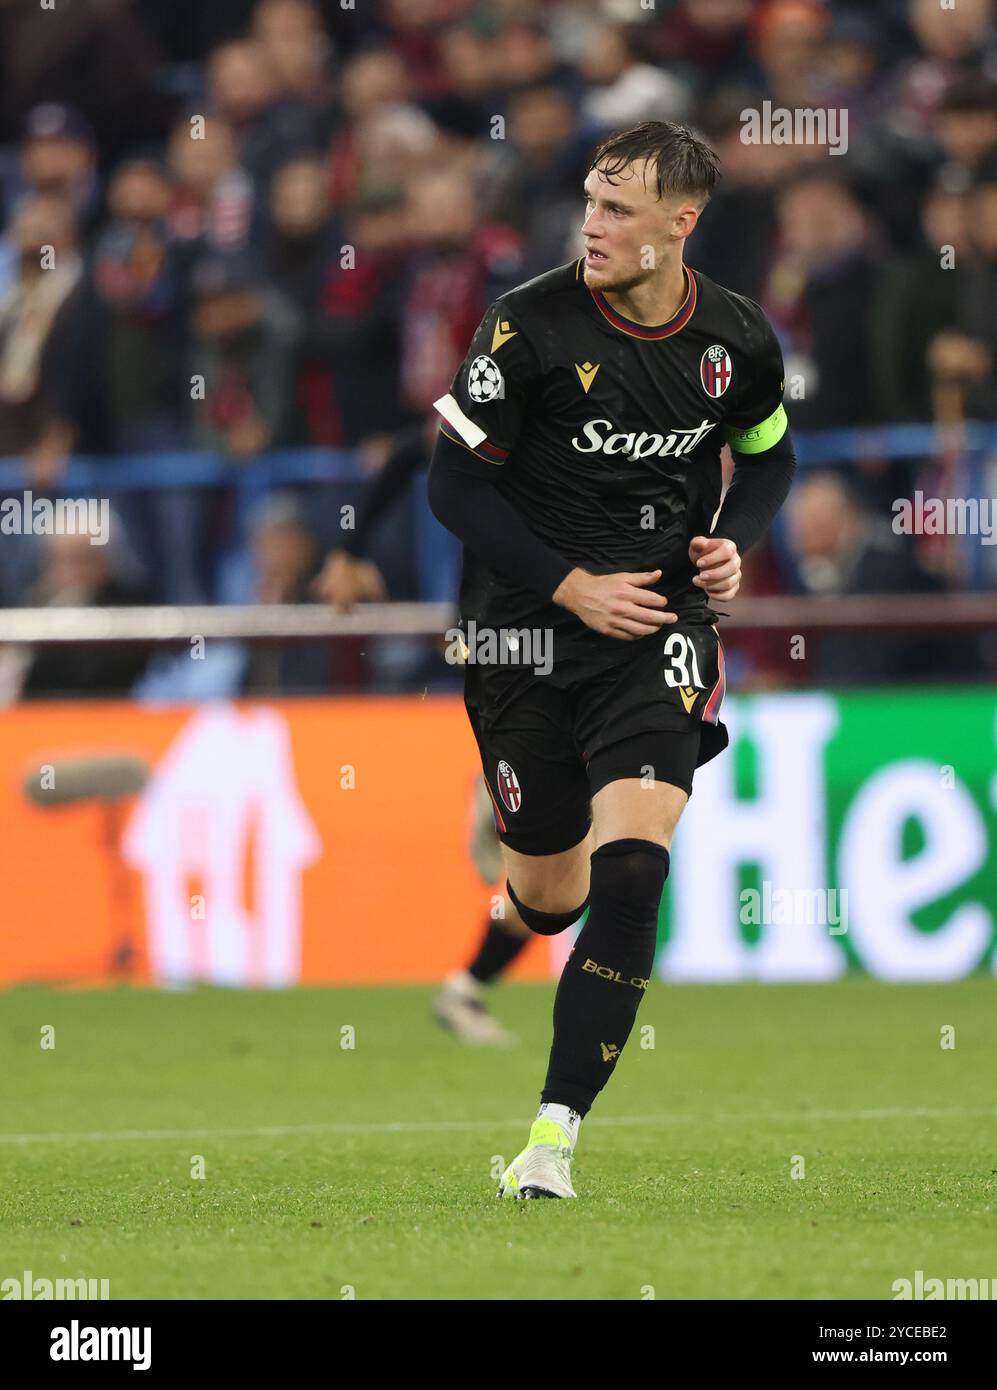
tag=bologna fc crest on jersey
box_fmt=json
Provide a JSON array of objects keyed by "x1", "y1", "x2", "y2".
[
  {"x1": 496, "y1": 759, "x2": 522, "y2": 813},
  {"x1": 700, "y1": 344, "x2": 732, "y2": 398},
  {"x1": 468, "y1": 354, "x2": 504, "y2": 403}
]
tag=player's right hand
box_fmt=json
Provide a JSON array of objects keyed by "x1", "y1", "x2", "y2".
[{"x1": 552, "y1": 567, "x2": 677, "y2": 640}]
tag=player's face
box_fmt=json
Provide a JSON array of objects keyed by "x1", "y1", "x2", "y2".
[{"x1": 581, "y1": 159, "x2": 693, "y2": 292}]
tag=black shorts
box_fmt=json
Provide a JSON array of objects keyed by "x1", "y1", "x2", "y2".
[{"x1": 464, "y1": 622, "x2": 729, "y2": 856}]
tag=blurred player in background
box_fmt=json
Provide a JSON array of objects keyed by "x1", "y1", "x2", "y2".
[
  {"x1": 432, "y1": 777, "x2": 528, "y2": 1047},
  {"x1": 319, "y1": 495, "x2": 560, "y2": 1048}
]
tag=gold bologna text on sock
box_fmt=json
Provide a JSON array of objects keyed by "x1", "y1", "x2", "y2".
[{"x1": 582, "y1": 959, "x2": 649, "y2": 989}]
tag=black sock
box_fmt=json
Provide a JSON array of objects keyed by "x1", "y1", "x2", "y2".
[
  {"x1": 540, "y1": 839, "x2": 669, "y2": 1116},
  {"x1": 467, "y1": 914, "x2": 528, "y2": 985}
]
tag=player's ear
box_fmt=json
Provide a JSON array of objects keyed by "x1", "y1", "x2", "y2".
[{"x1": 671, "y1": 204, "x2": 700, "y2": 241}]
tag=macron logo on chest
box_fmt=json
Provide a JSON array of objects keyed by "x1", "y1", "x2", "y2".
[{"x1": 571, "y1": 417, "x2": 717, "y2": 460}]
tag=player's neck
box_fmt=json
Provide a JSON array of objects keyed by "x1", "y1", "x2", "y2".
[{"x1": 601, "y1": 260, "x2": 689, "y2": 328}]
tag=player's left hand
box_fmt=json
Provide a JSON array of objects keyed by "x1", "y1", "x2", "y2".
[
  {"x1": 689, "y1": 535, "x2": 741, "y2": 602},
  {"x1": 313, "y1": 551, "x2": 388, "y2": 611}
]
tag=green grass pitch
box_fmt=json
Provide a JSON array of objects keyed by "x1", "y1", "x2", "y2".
[{"x1": 1, "y1": 980, "x2": 994, "y2": 1300}]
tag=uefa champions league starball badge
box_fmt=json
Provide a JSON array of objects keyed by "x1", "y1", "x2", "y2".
[{"x1": 468, "y1": 354, "x2": 504, "y2": 402}]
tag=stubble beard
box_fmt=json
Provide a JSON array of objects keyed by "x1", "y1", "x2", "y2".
[{"x1": 582, "y1": 259, "x2": 656, "y2": 296}]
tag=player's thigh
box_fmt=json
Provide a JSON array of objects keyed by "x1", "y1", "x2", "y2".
[
  {"x1": 587, "y1": 727, "x2": 701, "y2": 850},
  {"x1": 590, "y1": 777, "x2": 688, "y2": 850},
  {"x1": 465, "y1": 677, "x2": 593, "y2": 911}
]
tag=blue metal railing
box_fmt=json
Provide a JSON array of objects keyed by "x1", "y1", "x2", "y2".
[{"x1": 1, "y1": 421, "x2": 995, "y2": 596}]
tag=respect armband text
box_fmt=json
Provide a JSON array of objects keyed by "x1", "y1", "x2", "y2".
[{"x1": 723, "y1": 403, "x2": 788, "y2": 454}]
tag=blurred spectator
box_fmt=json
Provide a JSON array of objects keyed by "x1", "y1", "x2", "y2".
[
  {"x1": 0, "y1": 1, "x2": 173, "y2": 157},
  {"x1": 251, "y1": 0, "x2": 338, "y2": 118},
  {"x1": 376, "y1": 0, "x2": 453, "y2": 100},
  {"x1": 81, "y1": 159, "x2": 208, "y2": 606},
  {"x1": 960, "y1": 158, "x2": 997, "y2": 364},
  {"x1": 138, "y1": 489, "x2": 336, "y2": 699},
  {"x1": 19, "y1": 526, "x2": 151, "y2": 699},
  {"x1": 484, "y1": 84, "x2": 586, "y2": 278},
  {"x1": 244, "y1": 495, "x2": 326, "y2": 691},
  {"x1": 166, "y1": 113, "x2": 253, "y2": 253},
  {"x1": 935, "y1": 75, "x2": 997, "y2": 181},
  {"x1": 17, "y1": 104, "x2": 101, "y2": 240},
  {"x1": 926, "y1": 157, "x2": 997, "y2": 423},
  {"x1": 308, "y1": 155, "x2": 514, "y2": 615},
  {"x1": 751, "y1": 0, "x2": 830, "y2": 111},
  {"x1": 786, "y1": 471, "x2": 978, "y2": 683},
  {"x1": 400, "y1": 167, "x2": 522, "y2": 416},
  {"x1": 895, "y1": 0, "x2": 997, "y2": 141},
  {"x1": 763, "y1": 168, "x2": 880, "y2": 430},
  {"x1": 579, "y1": 24, "x2": 690, "y2": 134},
  {"x1": 249, "y1": 490, "x2": 321, "y2": 599},
  {"x1": 0, "y1": 194, "x2": 82, "y2": 484},
  {"x1": 394, "y1": 157, "x2": 522, "y2": 608},
  {"x1": 188, "y1": 250, "x2": 297, "y2": 458},
  {"x1": 264, "y1": 155, "x2": 337, "y2": 309},
  {"x1": 693, "y1": 88, "x2": 788, "y2": 298},
  {"x1": 815, "y1": 13, "x2": 887, "y2": 143},
  {"x1": 227, "y1": 490, "x2": 333, "y2": 693},
  {"x1": 871, "y1": 179, "x2": 972, "y2": 423},
  {"x1": 327, "y1": 48, "x2": 412, "y2": 204},
  {"x1": 864, "y1": 11, "x2": 997, "y2": 248},
  {"x1": 493, "y1": 17, "x2": 578, "y2": 99},
  {"x1": 0, "y1": 192, "x2": 86, "y2": 607},
  {"x1": 291, "y1": 185, "x2": 410, "y2": 448},
  {"x1": 87, "y1": 160, "x2": 188, "y2": 452},
  {"x1": 354, "y1": 101, "x2": 441, "y2": 195},
  {"x1": 647, "y1": 0, "x2": 756, "y2": 91},
  {"x1": 437, "y1": 24, "x2": 501, "y2": 134},
  {"x1": 206, "y1": 37, "x2": 324, "y2": 211}
]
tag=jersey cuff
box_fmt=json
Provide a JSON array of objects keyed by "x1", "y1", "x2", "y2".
[
  {"x1": 438, "y1": 423, "x2": 510, "y2": 464},
  {"x1": 724, "y1": 403, "x2": 788, "y2": 454}
]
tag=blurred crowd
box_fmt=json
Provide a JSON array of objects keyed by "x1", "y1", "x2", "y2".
[{"x1": 0, "y1": 0, "x2": 995, "y2": 695}]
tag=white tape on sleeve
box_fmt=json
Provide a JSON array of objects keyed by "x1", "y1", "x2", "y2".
[{"x1": 433, "y1": 393, "x2": 487, "y2": 449}]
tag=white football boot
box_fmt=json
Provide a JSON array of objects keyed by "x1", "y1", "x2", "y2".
[
  {"x1": 497, "y1": 1118, "x2": 577, "y2": 1199},
  {"x1": 433, "y1": 971, "x2": 516, "y2": 1046}
]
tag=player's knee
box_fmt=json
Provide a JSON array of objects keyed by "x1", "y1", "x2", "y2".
[
  {"x1": 589, "y1": 838, "x2": 670, "y2": 939},
  {"x1": 506, "y1": 879, "x2": 589, "y2": 937}
]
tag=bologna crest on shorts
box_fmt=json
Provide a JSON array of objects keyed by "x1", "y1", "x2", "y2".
[
  {"x1": 700, "y1": 344, "x2": 732, "y2": 398},
  {"x1": 496, "y1": 759, "x2": 522, "y2": 813}
]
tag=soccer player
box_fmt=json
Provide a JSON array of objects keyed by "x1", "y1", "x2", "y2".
[
  {"x1": 427, "y1": 121, "x2": 796, "y2": 1198},
  {"x1": 433, "y1": 778, "x2": 529, "y2": 1047},
  {"x1": 434, "y1": 777, "x2": 588, "y2": 1045}
]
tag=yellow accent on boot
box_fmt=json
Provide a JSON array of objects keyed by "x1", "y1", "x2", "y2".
[
  {"x1": 527, "y1": 1118, "x2": 571, "y2": 1149},
  {"x1": 497, "y1": 1119, "x2": 573, "y2": 1198}
]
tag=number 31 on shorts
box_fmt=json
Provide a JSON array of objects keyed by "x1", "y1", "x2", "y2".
[{"x1": 661, "y1": 627, "x2": 726, "y2": 726}]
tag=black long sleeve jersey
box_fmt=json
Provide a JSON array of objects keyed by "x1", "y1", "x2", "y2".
[{"x1": 433, "y1": 256, "x2": 790, "y2": 685}]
